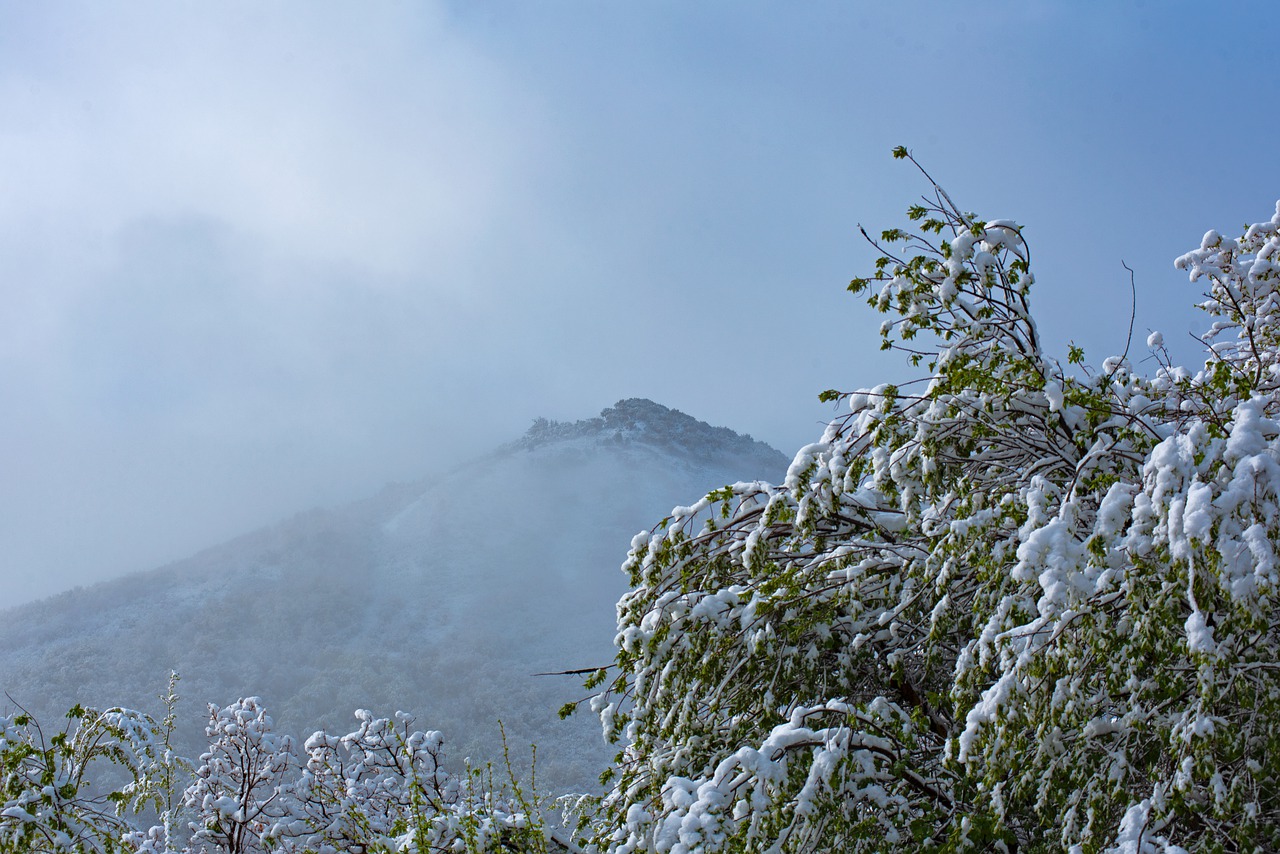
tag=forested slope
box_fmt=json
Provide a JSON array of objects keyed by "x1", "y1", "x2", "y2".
[{"x1": 0, "y1": 399, "x2": 786, "y2": 796}]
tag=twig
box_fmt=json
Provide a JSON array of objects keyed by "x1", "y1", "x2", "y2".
[{"x1": 1107, "y1": 260, "x2": 1138, "y2": 382}]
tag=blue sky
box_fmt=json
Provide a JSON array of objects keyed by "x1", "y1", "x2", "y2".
[{"x1": 1, "y1": 1, "x2": 1276, "y2": 604}]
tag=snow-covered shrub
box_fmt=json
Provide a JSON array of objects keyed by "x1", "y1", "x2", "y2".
[
  {"x1": 132, "y1": 699, "x2": 559, "y2": 853},
  {"x1": 578, "y1": 150, "x2": 1280, "y2": 851},
  {"x1": 0, "y1": 702, "x2": 160, "y2": 853},
  {"x1": 0, "y1": 694, "x2": 559, "y2": 853},
  {"x1": 273, "y1": 709, "x2": 525, "y2": 853}
]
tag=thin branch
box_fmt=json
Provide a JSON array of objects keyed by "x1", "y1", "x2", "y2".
[{"x1": 1107, "y1": 260, "x2": 1138, "y2": 383}]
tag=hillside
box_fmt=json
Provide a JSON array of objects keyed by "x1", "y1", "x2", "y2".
[{"x1": 0, "y1": 399, "x2": 786, "y2": 794}]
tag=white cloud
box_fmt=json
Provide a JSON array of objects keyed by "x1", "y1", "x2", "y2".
[{"x1": 0, "y1": 2, "x2": 544, "y2": 279}]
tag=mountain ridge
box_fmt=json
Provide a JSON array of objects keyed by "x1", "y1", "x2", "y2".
[
  {"x1": 2, "y1": 399, "x2": 784, "y2": 617},
  {"x1": 0, "y1": 399, "x2": 788, "y2": 794}
]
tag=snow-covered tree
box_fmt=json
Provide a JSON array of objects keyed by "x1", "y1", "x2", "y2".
[
  {"x1": 578, "y1": 150, "x2": 1280, "y2": 852},
  {"x1": 0, "y1": 702, "x2": 159, "y2": 853},
  {"x1": 181, "y1": 698, "x2": 295, "y2": 854}
]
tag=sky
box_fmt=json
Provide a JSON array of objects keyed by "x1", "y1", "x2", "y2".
[{"x1": 1, "y1": 1, "x2": 1277, "y2": 606}]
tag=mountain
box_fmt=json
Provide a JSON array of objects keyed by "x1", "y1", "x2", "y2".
[{"x1": 0, "y1": 399, "x2": 787, "y2": 794}]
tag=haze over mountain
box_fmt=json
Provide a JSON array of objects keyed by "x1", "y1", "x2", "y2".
[{"x1": 0, "y1": 399, "x2": 786, "y2": 794}]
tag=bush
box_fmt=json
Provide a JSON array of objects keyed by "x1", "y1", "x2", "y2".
[{"x1": 578, "y1": 151, "x2": 1280, "y2": 851}]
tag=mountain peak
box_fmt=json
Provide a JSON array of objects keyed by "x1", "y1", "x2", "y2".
[
  {"x1": 516, "y1": 398, "x2": 786, "y2": 467},
  {"x1": 0, "y1": 396, "x2": 790, "y2": 796}
]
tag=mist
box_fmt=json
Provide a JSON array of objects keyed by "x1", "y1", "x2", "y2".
[
  {"x1": 2, "y1": 1, "x2": 1277, "y2": 607},
  {"x1": 0, "y1": 399, "x2": 792, "y2": 795}
]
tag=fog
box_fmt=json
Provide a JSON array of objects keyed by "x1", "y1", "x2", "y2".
[
  {"x1": 0, "y1": 402, "x2": 791, "y2": 793},
  {"x1": 2, "y1": 1, "x2": 1277, "y2": 607}
]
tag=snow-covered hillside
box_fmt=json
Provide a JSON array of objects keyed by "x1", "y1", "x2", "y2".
[{"x1": 0, "y1": 399, "x2": 786, "y2": 794}]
